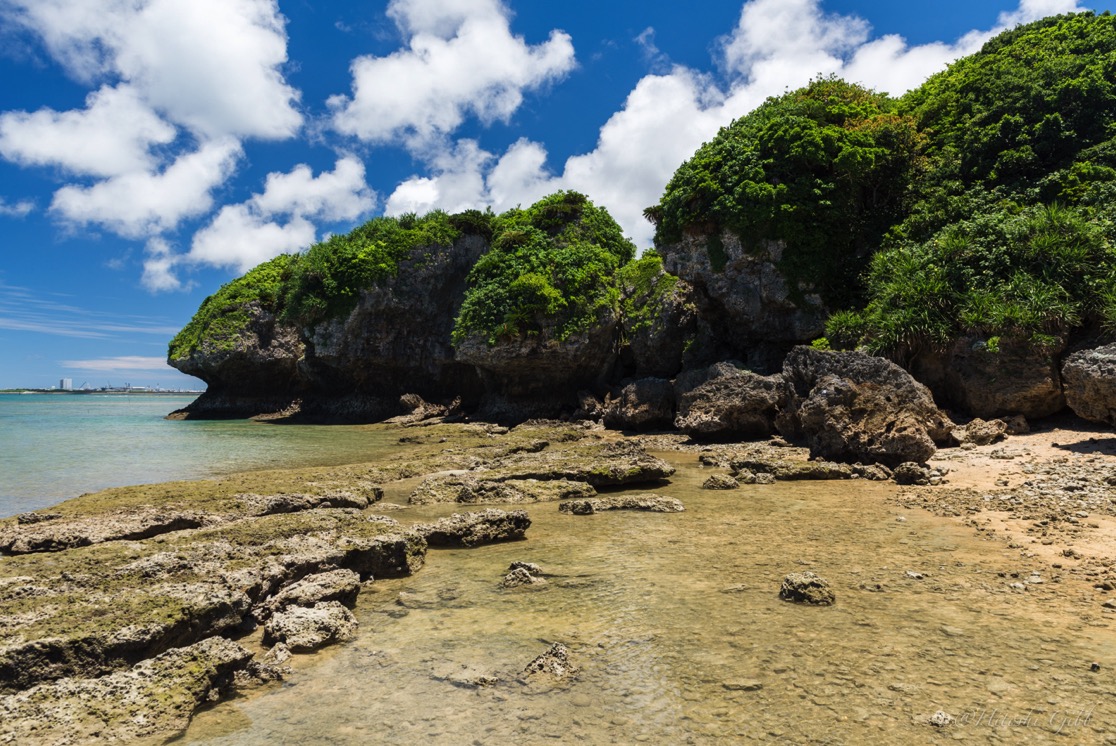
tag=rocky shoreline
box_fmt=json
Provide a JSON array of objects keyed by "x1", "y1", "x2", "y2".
[{"x1": 3, "y1": 411, "x2": 1116, "y2": 742}]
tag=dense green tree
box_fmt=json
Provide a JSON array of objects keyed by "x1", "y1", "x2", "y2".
[{"x1": 652, "y1": 77, "x2": 924, "y2": 308}]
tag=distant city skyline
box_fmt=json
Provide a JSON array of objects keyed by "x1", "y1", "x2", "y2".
[{"x1": 0, "y1": 0, "x2": 1103, "y2": 389}]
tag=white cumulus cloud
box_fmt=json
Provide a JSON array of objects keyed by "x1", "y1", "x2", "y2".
[
  {"x1": 2, "y1": 0, "x2": 302, "y2": 140},
  {"x1": 0, "y1": 198, "x2": 34, "y2": 218},
  {"x1": 50, "y1": 139, "x2": 243, "y2": 239},
  {"x1": 0, "y1": 85, "x2": 176, "y2": 178},
  {"x1": 329, "y1": 0, "x2": 575, "y2": 146},
  {"x1": 384, "y1": 0, "x2": 1087, "y2": 249},
  {"x1": 144, "y1": 157, "x2": 376, "y2": 289}
]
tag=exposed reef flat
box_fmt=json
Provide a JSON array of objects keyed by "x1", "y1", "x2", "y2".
[{"x1": 5, "y1": 415, "x2": 1116, "y2": 743}]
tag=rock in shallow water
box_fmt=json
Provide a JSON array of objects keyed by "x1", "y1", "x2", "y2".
[
  {"x1": 414, "y1": 509, "x2": 531, "y2": 548},
  {"x1": 779, "y1": 571, "x2": 836, "y2": 606},
  {"x1": 702, "y1": 474, "x2": 740, "y2": 490},
  {"x1": 263, "y1": 601, "x2": 358, "y2": 652}
]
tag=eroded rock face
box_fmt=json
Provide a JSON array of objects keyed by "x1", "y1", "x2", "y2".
[
  {"x1": 674, "y1": 363, "x2": 788, "y2": 441},
  {"x1": 619, "y1": 266, "x2": 700, "y2": 379},
  {"x1": 0, "y1": 637, "x2": 253, "y2": 746},
  {"x1": 658, "y1": 232, "x2": 827, "y2": 370},
  {"x1": 603, "y1": 378, "x2": 676, "y2": 431},
  {"x1": 456, "y1": 312, "x2": 622, "y2": 421},
  {"x1": 1062, "y1": 343, "x2": 1116, "y2": 426},
  {"x1": 910, "y1": 336, "x2": 1066, "y2": 419},
  {"x1": 171, "y1": 301, "x2": 305, "y2": 407},
  {"x1": 303, "y1": 236, "x2": 488, "y2": 411},
  {"x1": 780, "y1": 347, "x2": 953, "y2": 466}
]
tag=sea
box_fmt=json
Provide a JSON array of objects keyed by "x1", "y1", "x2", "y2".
[{"x1": 0, "y1": 393, "x2": 398, "y2": 518}]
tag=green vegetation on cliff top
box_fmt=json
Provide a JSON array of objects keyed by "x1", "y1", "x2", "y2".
[
  {"x1": 453, "y1": 191, "x2": 635, "y2": 345},
  {"x1": 653, "y1": 11, "x2": 1116, "y2": 355},
  {"x1": 168, "y1": 253, "x2": 296, "y2": 361},
  {"x1": 651, "y1": 77, "x2": 923, "y2": 309},
  {"x1": 170, "y1": 192, "x2": 637, "y2": 359}
]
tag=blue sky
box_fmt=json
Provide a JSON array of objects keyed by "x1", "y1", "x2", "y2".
[{"x1": 0, "y1": 0, "x2": 1104, "y2": 389}]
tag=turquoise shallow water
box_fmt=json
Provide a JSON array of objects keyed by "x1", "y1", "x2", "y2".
[{"x1": 0, "y1": 394, "x2": 398, "y2": 518}]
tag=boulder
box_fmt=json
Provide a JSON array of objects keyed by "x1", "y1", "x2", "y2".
[
  {"x1": 892, "y1": 462, "x2": 933, "y2": 486},
  {"x1": 779, "y1": 571, "x2": 836, "y2": 605},
  {"x1": 702, "y1": 474, "x2": 740, "y2": 490},
  {"x1": 674, "y1": 363, "x2": 788, "y2": 441},
  {"x1": 951, "y1": 418, "x2": 1007, "y2": 446},
  {"x1": 1062, "y1": 343, "x2": 1116, "y2": 426},
  {"x1": 910, "y1": 335, "x2": 1066, "y2": 419},
  {"x1": 558, "y1": 495, "x2": 685, "y2": 514},
  {"x1": 602, "y1": 378, "x2": 676, "y2": 431},
  {"x1": 502, "y1": 567, "x2": 547, "y2": 588},
  {"x1": 780, "y1": 347, "x2": 953, "y2": 466},
  {"x1": 262, "y1": 601, "x2": 358, "y2": 652},
  {"x1": 414, "y1": 510, "x2": 531, "y2": 548}
]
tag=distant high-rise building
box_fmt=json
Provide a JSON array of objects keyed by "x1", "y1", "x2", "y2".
[{"x1": 60, "y1": 378, "x2": 73, "y2": 391}]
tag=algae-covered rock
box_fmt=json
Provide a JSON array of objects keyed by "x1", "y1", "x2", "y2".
[
  {"x1": 779, "y1": 572, "x2": 836, "y2": 606},
  {"x1": 0, "y1": 637, "x2": 253, "y2": 746},
  {"x1": 258, "y1": 569, "x2": 362, "y2": 619}
]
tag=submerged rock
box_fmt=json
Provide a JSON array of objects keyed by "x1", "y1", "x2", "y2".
[
  {"x1": 702, "y1": 474, "x2": 741, "y2": 490},
  {"x1": 0, "y1": 637, "x2": 252, "y2": 746},
  {"x1": 558, "y1": 494, "x2": 685, "y2": 515},
  {"x1": 263, "y1": 601, "x2": 358, "y2": 652},
  {"x1": 779, "y1": 571, "x2": 836, "y2": 606},
  {"x1": 523, "y1": 642, "x2": 579, "y2": 681}
]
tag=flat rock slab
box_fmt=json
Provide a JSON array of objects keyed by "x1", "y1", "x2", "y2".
[
  {"x1": 409, "y1": 476, "x2": 595, "y2": 505},
  {"x1": 558, "y1": 494, "x2": 685, "y2": 515},
  {"x1": 0, "y1": 637, "x2": 252, "y2": 746},
  {"x1": 414, "y1": 509, "x2": 531, "y2": 548},
  {"x1": 0, "y1": 509, "x2": 207, "y2": 555},
  {"x1": 263, "y1": 601, "x2": 358, "y2": 652}
]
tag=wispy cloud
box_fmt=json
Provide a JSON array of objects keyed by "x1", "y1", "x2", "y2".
[
  {"x1": 60, "y1": 355, "x2": 171, "y2": 371},
  {"x1": 0, "y1": 281, "x2": 182, "y2": 339},
  {"x1": 0, "y1": 198, "x2": 33, "y2": 217}
]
